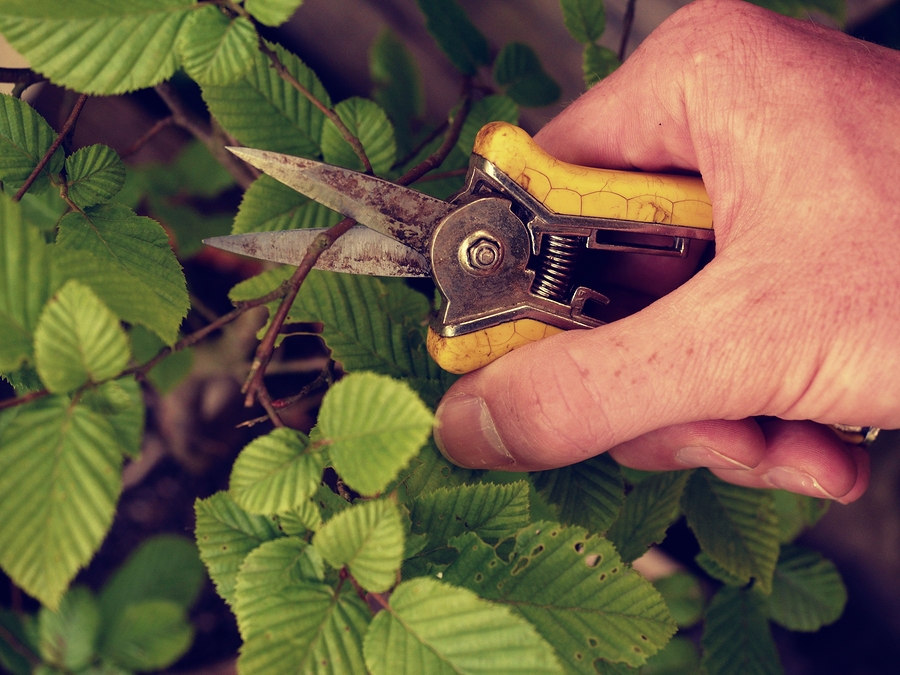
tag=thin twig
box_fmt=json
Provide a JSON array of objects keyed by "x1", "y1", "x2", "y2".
[
  {"x1": 396, "y1": 89, "x2": 472, "y2": 185},
  {"x1": 120, "y1": 116, "x2": 176, "y2": 159},
  {"x1": 0, "y1": 67, "x2": 45, "y2": 98},
  {"x1": 12, "y1": 94, "x2": 88, "y2": 202},
  {"x1": 237, "y1": 368, "x2": 330, "y2": 429},
  {"x1": 256, "y1": 383, "x2": 285, "y2": 427},
  {"x1": 618, "y1": 0, "x2": 638, "y2": 62},
  {"x1": 394, "y1": 118, "x2": 448, "y2": 171}
]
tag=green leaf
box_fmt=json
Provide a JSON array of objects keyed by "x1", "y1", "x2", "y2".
[
  {"x1": 582, "y1": 43, "x2": 619, "y2": 89},
  {"x1": 393, "y1": 440, "x2": 476, "y2": 502},
  {"x1": 457, "y1": 94, "x2": 519, "y2": 155},
  {"x1": 318, "y1": 372, "x2": 434, "y2": 496},
  {"x1": 235, "y1": 538, "x2": 369, "y2": 675},
  {"x1": 313, "y1": 499, "x2": 404, "y2": 592},
  {"x1": 64, "y1": 145, "x2": 125, "y2": 209},
  {"x1": 653, "y1": 572, "x2": 703, "y2": 629},
  {"x1": 129, "y1": 326, "x2": 192, "y2": 394},
  {"x1": 98, "y1": 600, "x2": 193, "y2": 672},
  {"x1": 493, "y1": 43, "x2": 561, "y2": 107},
  {"x1": 0, "y1": 1, "x2": 195, "y2": 95},
  {"x1": 194, "y1": 492, "x2": 283, "y2": 606},
  {"x1": 771, "y1": 489, "x2": 830, "y2": 543},
  {"x1": 0, "y1": 609, "x2": 34, "y2": 675},
  {"x1": 38, "y1": 586, "x2": 100, "y2": 670},
  {"x1": 681, "y1": 470, "x2": 780, "y2": 594},
  {"x1": 0, "y1": 94, "x2": 64, "y2": 193},
  {"x1": 245, "y1": 0, "x2": 303, "y2": 27},
  {"x1": 134, "y1": 139, "x2": 234, "y2": 199},
  {"x1": 79, "y1": 377, "x2": 145, "y2": 458},
  {"x1": 201, "y1": 41, "x2": 330, "y2": 157},
  {"x1": 321, "y1": 97, "x2": 397, "y2": 174},
  {"x1": 20, "y1": 188, "x2": 69, "y2": 231},
  {"x1": 695, "y1": 551, "x2": 749, "y2": 587},
  {"x1": 370, "y1": 28, "x2": 424, "y2": 156},
  {"x1": 0, "y1": 396, "x2": 122, "y2": 609},
  {"x1": 533, "y1": 454, "x2": 624, "y2": 535},
  {"x1": 276, "y1": 498, "x2": 323, "y2": 535},
  {"x1": 416, "y1": 0, "x2": 490, "y2": 75},
  {"x1": 233, "y1": 174, "x2": 342, "y2": 234},
  {"x1": 701, "y1": 586, "x2": 783, "y2": 675},
  {"x1": 98, "y1": 535, "x2": 205, "y2": 627},
  {"x1": 230, "y1": 427, "x2": 328, "y2": 515},
  {"x1": 606, "y1": 470, "x2": 691, "y2": 563},
  {"x1": 177, "y1": 7, "x2": 256, "y2": 86},
  {"x1": 766, "y1": 544, "x2": 846, "y2": 631},
  {"x1": 54, "y1": 204, "x2": 188, "y2": 344},
  {"x1": 364, "y1": 576, "x2": 562, "y2": 675},
  {"x1": 444, "y1": 525, "x2": 676, "y2": 671},
  {"x1": 560, "y1": 0, "x2": 606, "y2": 43},
  {"x1": 34, "y1": 280, "x2": 131, "y2": 393},
  {"x1": 150, "y1": 197, "x2": 232, "y2": 258},
  {"x1": 641, "y1": 636, "x2": 700, "y2": 675},
  {"x1": 748, "y1": 0, "x2": 845, "y2": 24},
  {"x1": 409, "y1": 480, "x2": 530, "y2": 549},
  {"x1": 0, "y1": 193, "x2": 52, "y2": 371}
]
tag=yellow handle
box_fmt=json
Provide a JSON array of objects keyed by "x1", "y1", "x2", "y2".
[
  {"x1": 473, "y1": 122, "x2": 713, "y2": 229},
  {"x1": 427, "y1": 320, "x2": 564, "y2": 374}
]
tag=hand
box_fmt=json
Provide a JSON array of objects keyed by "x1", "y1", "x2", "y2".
[{"x1": 433, "y1": 0, "x2": 900, "y2": 503}]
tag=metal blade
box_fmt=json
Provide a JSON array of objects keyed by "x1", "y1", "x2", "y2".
[
  {"x1": 227, "y1": 147, "x2": 452, "y2": 257},
  {"x1": 204, "y1": 227, "x2": 431, "y2": 277}
]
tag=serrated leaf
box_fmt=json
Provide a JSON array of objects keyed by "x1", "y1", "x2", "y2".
[
  {"x1": 79, "y1": 377, "x2": 145, "y2": 458},
  {"x1": 533, "y1": 454, "x2": 624, "y2": 535},
  {"x1": 681, "y1": 470, "x2": 780, "y2": 594},
  {"x1": 54, "y1": 204, "x2": 188, "y2": 344},
  {"x1": 194, "y1": 492, "x2": 283, "y2": 606},
  {"x1": 178, "y1": 7, "x2": 256, "y2": 86},
  {"x1": 766, "y1": 544, "x2": 846, "y2": 631},
  {"x1": 641, "y1": 636, "x2": 700, "y2": 675},
  {"x1": 313, "y1": 499, "x2": 404, "y2": 592},
  {"x1": 98, "y1": 600, "x2": 193, "y2": 672},
  {"x1": 246, "y1": 0, "x2": 303, "y2": 26},
  {"x1": 0, "y1": 193, "x2": 51, "y2": 371},
  {"x1": 582, "y1": 43, "x2": 619, "y2": 89},
  {"x1": 230, "y1": 427, "x2": 328, "y2": 515},
  {"x1": 561, "y1": 0, "x2": 606, "y2": 44},
  {"x1": 0, "y1": 396, "x2": 122, "y2": 609},
  {"x1": 20, "y1": 188, "x2": 69, "y2": 231},
  {"x1": 364, "y1": 576, "x2": 562, "y2": 675},
  {"x1": 232, "y1": 174, "x2": 342, "y2": 234},
  {"x1": 370, "y1": 28, "x2": 423, "y2": 156},
  {"x1": 129, "y1": 326, "x2": 192, "y2": 394},
  {"x1": 695, "y1": 551, "x2": 749, "y2": 587},
  {"x1": 393, "y1": 440, "x2": 476, "y2": 502},
  {"x1": 277, "y1": 498, "x2": 323, "y2": 535},
  {"x1": 34, "y1": 280, "x2": 131, "y2": 393},
  {"x1": 444, "y1": 525, "x2": 676, "y2": 671},
  {"x1": 235, "y1": 538, "x2": 369, "y2": 674},
  {"x1": 0, "y1": 1, "x2": 194, "y2": 95},
  {"x1": 606, "y1": 471, "x2": 691, "y2": 562},
  {"x1": 653, "y1": 573, "x2": 703, "y2": 629},
  {"x1": 701, "y1": 586, "x2": 783, "y2": 675},
  {"x1": 64, "y1": 145, "x2": 125, "y2": 209},
  {"x1": 38, "y1": 586, "x2": 100, "y2": 670},
  {"x1": 748, "y1": 0, "x2": 845, "y2": 24},
  {"x1": 409, "y1": 481, "x2": 530, "y2": 550},
  {"x1": 493, "y1": 43, "x2": 561, "y2": 108},
  {"x1": 416, "y1": 0, "x2": 490, "y2": 75},
  {"x1": 456, "y1": 94, "x2": 519, "y2": 155},
  {"x1": 201, "y1": 41, "x2": 330, "y2": 157},
  {"x1": 321, "y1": 97, "x2": 397, "y2": 174},
  {"x1": 0, "y1": 94, "x2": 64, "y2": 193},
  {"x1": 317, "y1": 372, "x2": 434, "y2": 496}
]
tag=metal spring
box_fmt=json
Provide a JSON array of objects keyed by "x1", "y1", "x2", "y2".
[{"x1": 531, "y1": 234, "x2": 581, "y2": 302}]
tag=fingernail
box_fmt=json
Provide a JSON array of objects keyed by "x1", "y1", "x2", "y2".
[
  {"x1": 762, "y1": 467, "x2": 838, "y2": 500},
  {"x1": 675, "y1": 445, "x2": 754, "y2": 470},
  {"x1": 433, "y1": 394, "x2": 515, "y2": 469}
]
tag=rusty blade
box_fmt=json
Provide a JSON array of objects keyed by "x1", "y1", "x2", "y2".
[
  {"x1": 203, "y1": 227, "x2": 431, "y2": 277},
  {"x1": 227, "y1": 147, "x2": 452, "y2": 257}
]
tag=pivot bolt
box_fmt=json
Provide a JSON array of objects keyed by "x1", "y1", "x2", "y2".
[{"x1": 463, "y1": 236, "x2": 502, "y2": 273}]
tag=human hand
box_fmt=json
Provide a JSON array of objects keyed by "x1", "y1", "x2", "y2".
[{"x1": 433, "y1": 0, "x2": 900, "y2": 503}]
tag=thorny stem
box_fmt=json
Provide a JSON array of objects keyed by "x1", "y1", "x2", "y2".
[
  {"x1": 12, "y1": 94, "x2": 88, "y2": 202},
  {"x1": 618, "y1": 0, "x2": 638, "y2": 62}
]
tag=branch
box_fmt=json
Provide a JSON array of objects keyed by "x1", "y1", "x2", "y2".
[
  {"x1": 618, "y1": 0, "x2": 638, "y2": 62},
  {"x1": 120, "y1": 116, "x2": 175, "y2": 159},
  {"x1": 154, "y1": 81, "x2": 257, "y2": 189},
  {"x1": 0, "y1": 67, "x2": 45, "y2": 97},
  {"x1": 237, "y1": 368, "x2": 330, "y2": 429},
  {"x1": 12, "y1": 93, "x2": 88, "y2": 202},
  {"x1": 396, "y1": 87, "x2": 471, "y2": 185}
]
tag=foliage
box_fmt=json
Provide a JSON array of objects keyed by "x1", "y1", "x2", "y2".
[{"x1": 0, "y1": 0, "x2": 851, "y2": 674}]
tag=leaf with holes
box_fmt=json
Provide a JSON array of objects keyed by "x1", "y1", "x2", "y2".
[
  {"x1": 321, "y1": 97, "x2": 397, "y2": 174},
  {"x1": 64, "y1": 144, "x2": 125, "y2": 209},
  {"x1": 229, "y1": 427, "x2": 328, "y2": 516},
  {"x1": 0, "y1": 0, "x2": 194, "y2": 95},
  {"x1": 364, "y1": 576, "x2": 562, "y2": 675},
  {"x1": 177, "y1": 6, "x2": 256, "y2": 86},
  {"x1": 766, "y1": 544, "x2": 846, "y2": 632},
  {"x1": 444, "y1": 525, "x2": 676, "y2": 671},
  {"x1": 493, "y1": 43, "x2": 561, "y2": 107},
  {"x1": 533, "y1": 454, "x2": 624, "y2": 535},
  {"x1": 233, "y1": 174, "x2": 342, "y2": 234},
  {"x1": 681, "y1": 470, "x2": 780, "y2": 594},
  {"x1": 0, "y1": 396, "x2": 122, "y2": 609},
  {"x1": 235, "y1": 538, "x2": 369, "y2": 675},
  {"x1": 34, "y1": 280, "x2": 131, "y2": 393},
  {"x1": 416, "y1": 0, "x2": 490, "y2": 75},
  {"x1": 560, "y1": 0, "x2": 607, "y2": 43},
  {"x1": 317, "y1": 372, "x2": 434, "y2": 496},
  {"x1": 0, "y1": 94, "x2": 64, "y2": 193},
  {"x1": 194, "y1": 492, "x2": 283, "y2": 606},
  {"x1": 313, "y1": 499, "x2": 404, "y2": 592},
  {"x1": 701, "y1": 586, "x2": 783, "y2": 675}
]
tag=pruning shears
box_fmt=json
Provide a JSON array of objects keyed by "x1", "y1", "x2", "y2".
[{"x1": 205, "y1": 121, "x2": 715, "y2": 374}]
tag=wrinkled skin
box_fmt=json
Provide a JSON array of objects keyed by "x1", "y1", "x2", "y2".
[{"x1": 433, "y1": 0, "x2": 900, "y2": 503}]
